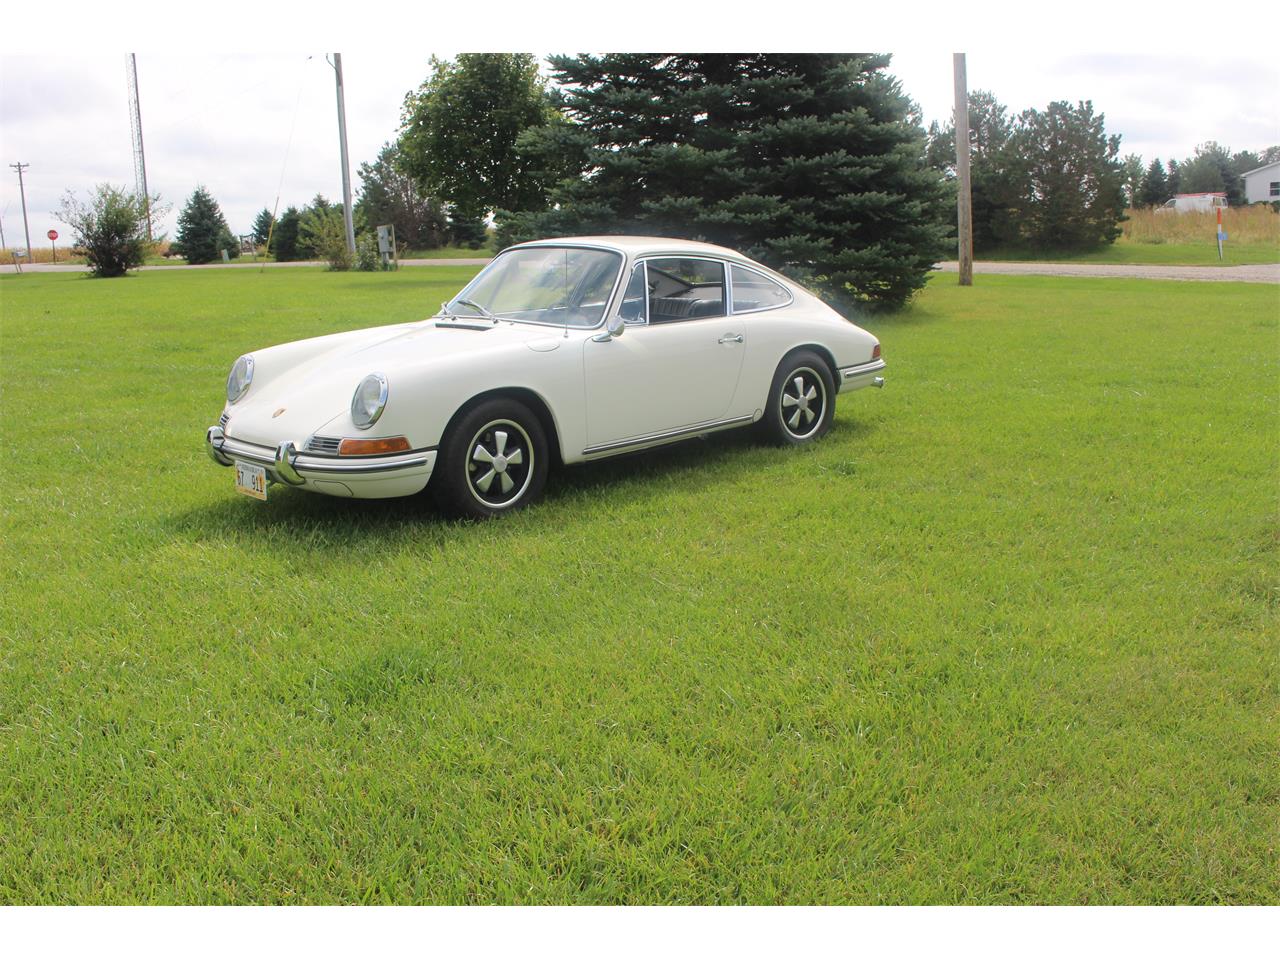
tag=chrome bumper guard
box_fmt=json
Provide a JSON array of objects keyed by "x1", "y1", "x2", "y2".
[
  {"x1": 206, "y1": 425, "x2": 433, "y2": 485},
  {"x1": 838, "y1": 358, "x2": 887, "y2": 393}
]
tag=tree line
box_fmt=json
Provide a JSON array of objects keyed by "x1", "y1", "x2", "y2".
[
  {"x1": 925, "y1": 91, "x2": 1280, "y2": 253},
  {"x1": 1124, "y1": 143, "x2": 1280, "y2": 209},
  {"x1": 57, "y1": 54, "x2": 1278, "y2": 299}
]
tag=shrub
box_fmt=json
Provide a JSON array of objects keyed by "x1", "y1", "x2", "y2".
[
  {"x1": 355, "y1": 233, "x2": 384, "y2": 271},
  {"x1": 301, "y1": 205, "x2": 352, "y2": 271},
  {"x1": 56, "y1": 184, "x2": 164, "y2": 277}
]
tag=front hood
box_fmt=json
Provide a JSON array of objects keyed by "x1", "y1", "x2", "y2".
[{"x1": 223, "y1": 319, "x2": 563, "y2": 446}]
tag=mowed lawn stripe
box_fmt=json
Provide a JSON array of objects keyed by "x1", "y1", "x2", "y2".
[{"x1": 0, "y1": 268, "x2": 1276, "y2": 903}]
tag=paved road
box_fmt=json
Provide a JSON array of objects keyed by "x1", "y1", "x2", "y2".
[
  {"x1": 935, "y1": 260, "x2": 1280, "y2": 284},
  {"x1": 0, "y1": 257, "x2": 492, "y2": 274}
]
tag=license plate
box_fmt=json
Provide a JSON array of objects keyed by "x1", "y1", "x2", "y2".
[{"x1": 234, "y1": 460, "x2": 268, "y2": 501}]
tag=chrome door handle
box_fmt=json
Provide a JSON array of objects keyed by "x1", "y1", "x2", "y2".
[{"x1": 718, "y1": 334, "x2": 743, "y2": 344}]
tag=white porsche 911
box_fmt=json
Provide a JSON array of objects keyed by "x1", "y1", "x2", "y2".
[{"x1": 206, "y1": 236, "x2": 885, "y2": 518}]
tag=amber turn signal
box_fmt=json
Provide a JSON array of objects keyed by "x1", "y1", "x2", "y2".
[
  {"x1": 871, "y1": 341, "x2": 881, "y2": 360},
  {"x1": 338, "y1": 436, "x2": 411, "y2": 456}
]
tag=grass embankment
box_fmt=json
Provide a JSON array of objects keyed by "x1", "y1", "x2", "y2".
[
  {"x1": 0, "y1": 267, "x2": 1276, "y2": 903},
  {"x1": 982, "y1": 205, "x2": 1280, "y2": 266}
]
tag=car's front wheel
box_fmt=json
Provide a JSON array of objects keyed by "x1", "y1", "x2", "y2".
[
  {"x1": 759, "y1": 350, "x2": 836, "y2": 445},
  {"x1": 433, "y1": 397, "x2": 549, "y2": 519}
]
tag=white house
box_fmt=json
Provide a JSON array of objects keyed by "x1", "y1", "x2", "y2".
[{"x1": 1239, "y1": 160, "x2": 1280, "y2": 204}]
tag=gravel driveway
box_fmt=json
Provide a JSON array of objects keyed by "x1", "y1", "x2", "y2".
[{"x1": 935, "y1": 260, "x2": 1280, "y2": 284}]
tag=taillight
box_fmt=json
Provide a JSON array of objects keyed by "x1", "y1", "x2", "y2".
[{"x1": 872, "y1": 341, "x2": 881, "y2": 360}]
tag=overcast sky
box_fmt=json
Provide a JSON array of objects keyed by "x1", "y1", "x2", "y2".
[{"x1": 2, "y1": 47, "x2": 1277, "y2": 246}]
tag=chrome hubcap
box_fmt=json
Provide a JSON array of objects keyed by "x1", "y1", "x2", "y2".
[
  {"x1": 467, "y1": 420, "x2": 532, "y2": 507},
  {"x1": 781, "y1": 368, "x2": 825, "y2": 438}
]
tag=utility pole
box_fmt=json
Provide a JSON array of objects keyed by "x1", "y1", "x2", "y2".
[
  {"x1": 953, "y1": 53, "x2": 973, "y2": 286},
  {"x1": 127, "y1": 55, "x2": 152, "y2": 240},
  {"x1": 10, "y1": 162, "x2": 32, "y2": 260},
  {"x1": 329, "y1": 53, "x2": 357, "y2": 258}
]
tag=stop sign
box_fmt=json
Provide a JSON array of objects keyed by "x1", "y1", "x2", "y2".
[{"x1": 47, "y1": 229, "x2": 58, "y2": 241}]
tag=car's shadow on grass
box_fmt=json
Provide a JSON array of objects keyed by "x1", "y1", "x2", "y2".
[{"x1": 171, "y1": 418, "x2": 874, "y2": 548}]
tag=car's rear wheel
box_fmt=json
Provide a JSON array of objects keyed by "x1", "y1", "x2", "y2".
[
  {"x1": 434, "y1": 397, "x2": 549, "y2": 519},
  {"x1": 758, "y1": 350, "x2": 836, "y2": 445}
]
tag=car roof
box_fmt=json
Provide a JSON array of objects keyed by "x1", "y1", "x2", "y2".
[{"x1": 509, "y1": 235, "x2": 754, "y2": 261}]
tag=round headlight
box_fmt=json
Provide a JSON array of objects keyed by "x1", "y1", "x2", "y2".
[
  {"x1": 351, "y1": 373, "x2": 388, "y2": 429},
  {"x1": 226, "y1": 355, "x2": 254, "y2": 404}
]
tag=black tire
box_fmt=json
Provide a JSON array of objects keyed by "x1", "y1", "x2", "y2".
[
  {"x1": 433, "y1": 397, "x2": 549, "y2": 519},
  {"x1": 758, "y1": 350, "x2": 836, "y2": 446}
]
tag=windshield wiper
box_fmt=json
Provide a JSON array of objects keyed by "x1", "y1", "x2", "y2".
[{"x1": 453, "y1": 297, "x2": 498, "y2": 324}]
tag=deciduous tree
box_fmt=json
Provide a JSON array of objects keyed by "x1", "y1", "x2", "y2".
[
  {"x1": 399, "y1": 54, "x2": 559, "y2": 232},
  {"x1": 1009, "y1": 100, "x2": 1125, "y2": 249},
  {"x1": 355, "y1": 141, "x2": 448, "y2": 250},
  {"x1": 1121, "y1": 153, "x2": 1145, "y2": 208}
]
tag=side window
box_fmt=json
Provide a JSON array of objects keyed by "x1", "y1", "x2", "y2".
[
  {"x1": 645, "y1": 258, "x2": 726, "y2": 323},
  {"x1": 618, "y1": 263, "x2": 648, "y2": 323},
  {"x1": 730, "y1": 265, "x2": 791, "y2": 313}
]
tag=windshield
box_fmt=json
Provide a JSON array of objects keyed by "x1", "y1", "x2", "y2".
[{"x1": 443, "y1": 246, "x2": 624, "y2": 328}]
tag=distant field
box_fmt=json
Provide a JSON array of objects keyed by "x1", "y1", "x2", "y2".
[
  {"x1": 1, "y1": 266, "x2": 1276, "y2": 904},
  {"x1": 978, "y1": 241, "x2": 1280, "y2": 266},
  {"x1": 981, "y1": 205, "x2": 1280, "y2": 266}
]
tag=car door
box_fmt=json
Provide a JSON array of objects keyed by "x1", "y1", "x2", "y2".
[{"x1": 583, "y1": 257, "x2": 747, "y2": 450}]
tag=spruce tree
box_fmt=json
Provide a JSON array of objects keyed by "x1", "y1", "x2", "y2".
[
  {"x1": 1139, "y1": 159, "x2": 1170, "y2": 207},
  {"x1": 251, "y1": 208, "x2": 275, "y2": 246},
  {"x1": 500, "y1": 54, "x2": 951, "y2": 309},
  {"x1": 269, "y1": 207, "x2": 302, "y2": 261},
  {"x1": 174, "y1": 186, "x2": 235, "y2": 264}
]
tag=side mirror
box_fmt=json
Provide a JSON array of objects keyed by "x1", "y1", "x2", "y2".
[{"x1": 592, "y1": 313, "x2": 626, "y2": 342}]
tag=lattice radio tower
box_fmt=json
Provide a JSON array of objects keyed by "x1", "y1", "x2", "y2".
[{"x1": 126, "y1": 53, "x2": 152, "y2": 240}]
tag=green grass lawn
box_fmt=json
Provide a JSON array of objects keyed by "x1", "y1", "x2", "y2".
[
  {"x1": 1, "y1": 267, "x2": 1276, "y2": 904},
  {"x1": 978, "y1": 241, "x2": 1279, "y2": 266}
]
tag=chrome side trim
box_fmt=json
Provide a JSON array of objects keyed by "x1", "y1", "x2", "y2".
[{"x1": 583, "y1": 414, "x2": 755, "y2": 458}]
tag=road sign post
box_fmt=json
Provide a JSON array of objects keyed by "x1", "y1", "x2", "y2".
[
  {"x1": 1216, "y1": 207, "x2": 1225, "y2": 261},
  {"x1": 48, "y1": 229, "x2": 58, "y2": 264}
]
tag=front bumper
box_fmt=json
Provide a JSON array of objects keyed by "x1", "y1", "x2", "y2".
[
  {"x1": 206, "y1": 425, "x2": 436, "y2": 499},
  {"x1": 837, "y1": 358, "x2": 887, "y2": 393}
]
